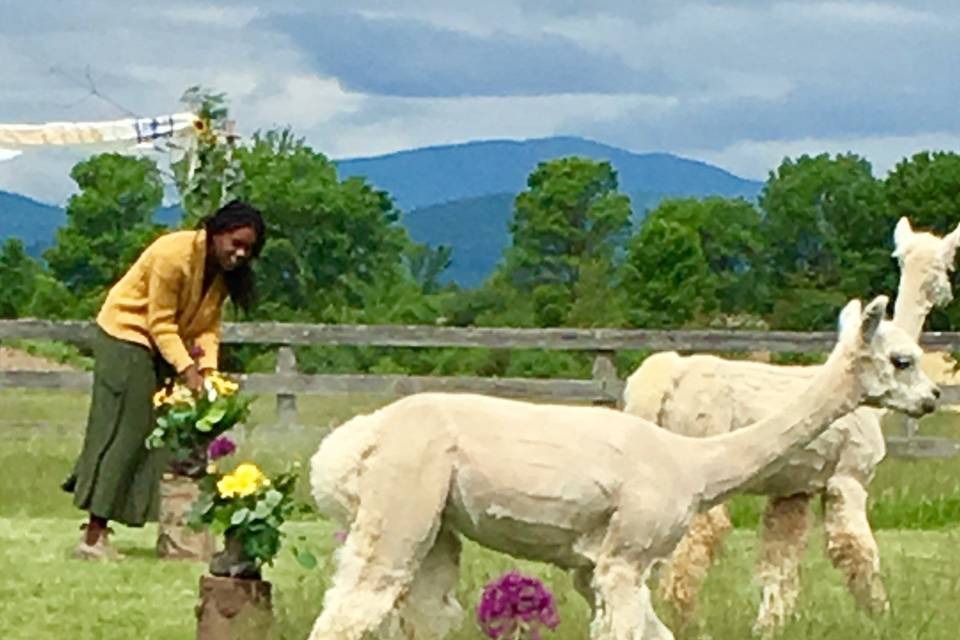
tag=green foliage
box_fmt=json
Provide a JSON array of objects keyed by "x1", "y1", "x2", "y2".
[
  {"x1": 147, "y1": 373, "x2": 254, "y2": 476},
  {"x1": 758, "y1": 153, "x2": 896, "y2": 328},
  {"x1": 188, "y1": 461, "x2": 306, "y2": 570},
  {"x1": 0, "y1": 238, "x2": 41, "y2": 318},
  {"x1": 171, "y1": 86, "x2": 243, "y2": 226},
  {"x1": 406, "y1": 242, "x2": 454, "y2": 295},
  {"x1": 43, "y1": 153, "x2": 166, "y2": 306},
  {"x1": 23, "y1": 273, "x2": 80, "y2": 319},
  {"x1": 618, "y1": 196, "x2": 766, "y2": 329},
  {"x1": 620, "y1": 217, "x2": 716, "y2": 328},
  {"x1": 652, "y1": 197, "x2": 766, "y2": 313},
  {"x1": 2, "y1": 339, "x2": 94, "y2": 370},
  {"x1": 885, "y1": 151, "x2": 960, "y2": 232},
  {"x1": 230, "y1": 128, "x2": 421, "y2": 319},
  {"x1": 495, "y1": 157, "x2": 632, "y2": 327}
]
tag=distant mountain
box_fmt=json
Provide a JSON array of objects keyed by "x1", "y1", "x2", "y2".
[
  {"x1": 403, "y1": 193, "x2": 514, "y2": 287},
  {"x1": 403, "y1": 190, "x2": 675, "y2": 287},
  {"x1": 0, "y1": 191, "x2": 65, "y2": 257},
  {"x1": 0, "y1": 194, "x2": 183, "y2": 259},
  {"x1": 1, "y1": 135, "x2": 763, "y2": 285},
  {"x1": 336, "y1": 135, "x2": 762, "y2": 211}
]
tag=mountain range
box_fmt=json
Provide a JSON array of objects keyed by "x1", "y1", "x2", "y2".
[{"x1": 0, "y1": 136, "x2": 762, "y2": 286}]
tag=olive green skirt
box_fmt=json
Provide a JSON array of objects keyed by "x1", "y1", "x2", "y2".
[{"x1": 70, "y1": 328, "x2": 174, "y2": 526}]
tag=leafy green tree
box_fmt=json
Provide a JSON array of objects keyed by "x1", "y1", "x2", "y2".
[
  {"x1": 24, "y1": 274, "x2": 79, "y2": 320},
  {"x1": 758, "y1": 153, "x2": 894, "y2": 328},
  {"x1": 405, "y1": 243, "x2": 453, "y2": 295},
  {"x1": 0, "y1": 238, "x2": 41, "y2": 318},
  {"x1": 620, "y1": 217, "x2": 716, "y2": 327},
  {"x1": 639, "y1": 196, "x2": 765, "y2": 315},
  {"x1": 494, "y1": 157, "x2": 632, "y2": 326},
  {"x1": 43, "y1": 153, "x2": 165, "y2": 309},
  {"x1": 230, "y1": 128, "x2": 423, "y2": 320},
  {"x1": 885, "y1": 151, "x2": 960, "y2": 232}
]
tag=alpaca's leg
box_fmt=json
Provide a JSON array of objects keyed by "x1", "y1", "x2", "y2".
[
  {"x1": 590, "y1": 558, "x2": 673, "y2": 640},
  {"x1": 640, "y1": 582, "x2": 675, "y2": 640},
  {"x1": 307, "y1": 437, "x2": 454, "y2": 640},
  {"x1": 752, "y1": 493, "x2": 812, "y2": 637},
  {"x1": 823, "y1": 474, "x2": 889, "y2": 615},
  {"x1": 657, "y1": 503, "x2": 733, "y2": 629},
  {"x1": 389, "y1": 525, "x2": 464, "y2": 639}
]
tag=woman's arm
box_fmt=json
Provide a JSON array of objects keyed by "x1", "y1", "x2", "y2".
[
  {"x1": 193, "y1": 306, "x2": 222, "y2": 373},
  {"x1": 146, "y1": 256, "x2": 194, "y2": 374}
]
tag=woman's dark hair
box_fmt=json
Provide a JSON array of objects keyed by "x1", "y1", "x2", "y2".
[{"x1": 198, "y1": 200, "x2": 266, "y2": 315}]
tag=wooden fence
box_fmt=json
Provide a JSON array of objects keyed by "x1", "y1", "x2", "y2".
[{"x1": 2, "y1": 319, "x2": 959, "y2": 459}]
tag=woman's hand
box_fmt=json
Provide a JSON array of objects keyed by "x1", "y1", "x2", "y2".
[{"x1": 181, "y1": 363, "x2": 204, "y2": 392}]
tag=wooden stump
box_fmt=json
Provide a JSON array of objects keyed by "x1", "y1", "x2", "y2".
[
  {"x1": 196, "y1": 575, "x2": 274, "y2": 640},
  {"x1": 157, "y1": 473, "x2": 216, "y2": 561}
]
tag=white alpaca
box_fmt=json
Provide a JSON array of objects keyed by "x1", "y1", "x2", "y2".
[
  {"x1": 623, "y1": 217, "x2": 960, "y2": 634},
  {"x1": 306, "y1": 296, "x2": 938, "y2": 640}
]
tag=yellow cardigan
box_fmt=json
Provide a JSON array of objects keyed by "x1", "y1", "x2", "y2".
[{"x1": 97, "y1": 229, "x2": 227, "y2": 374}]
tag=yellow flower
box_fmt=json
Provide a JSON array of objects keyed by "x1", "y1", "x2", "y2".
[
  {"x1": 206, "y1": 463, "x2": 218, "y2": 475},
  {"x1": 152, "y1": 389, "x2": 169, "y2": 408},
  {"x1": 216, "y1": 462, "x2": 267, "y2": 499},
  {"x1": 217, "y1": 474, "x2": 242, "y2": 498},
  {"x1": 207, "y1": 372, "x2": 240, "y2": 397},
  {"x1": 233, "y1": 462, "x2": 266, "y2": 485}
]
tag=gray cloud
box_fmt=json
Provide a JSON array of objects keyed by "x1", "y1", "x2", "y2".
[
  {"x1": 3, "y1": 0, "x2": 960, "y2": 201},
  {"x1": 259, "y1": 10, "x2": 673, "y2": 97}
]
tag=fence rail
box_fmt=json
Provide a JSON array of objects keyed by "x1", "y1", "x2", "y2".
[
  {"x1": 2, "y1": 319, "x2": 958, "y2": 459},
  {"x1": 7, "y1": 318, "x2": 960, "y2": 352}
]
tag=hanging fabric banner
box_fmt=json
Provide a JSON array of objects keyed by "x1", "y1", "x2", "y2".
[{"x1": 0, "y1": 112, "x2": 202, "y2": 151}]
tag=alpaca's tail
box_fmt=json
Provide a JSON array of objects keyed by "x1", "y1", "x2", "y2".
[
  {"x1": 309, "y1": 411, "x2": 383, "y2": 526},
  {"x1": 622, "y1": 351, "x2": 684, "y2": 424}
]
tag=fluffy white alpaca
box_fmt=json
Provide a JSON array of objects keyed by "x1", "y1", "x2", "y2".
[
  {"x1": 623, "y1": 217, "x2": 960, "y2": 634},
  {"x1": 306, "y1": 296, "x2": 938, "y2": 640}
]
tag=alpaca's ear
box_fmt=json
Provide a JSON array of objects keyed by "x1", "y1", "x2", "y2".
[
  {"x1": 860, "y1": 295, "x2": 889, "y2": 342},
  {"x1": 892, "y1": 217, "x2": 913, "y2": 258},
  {"x1": 838, "y1": 299, "x2": 863, "y2": 344},
  {"x1": 940, "y1": 221, "x2": 960, "y2": 267}
]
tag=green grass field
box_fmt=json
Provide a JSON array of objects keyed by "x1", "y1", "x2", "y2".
[{"x1": 2, "y1": 389, "x2": 960, "y2": 638}]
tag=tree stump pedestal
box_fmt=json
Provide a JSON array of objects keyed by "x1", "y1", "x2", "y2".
[
  {"x1": 195, "y1": 575, "x2": 274, "y2": 640},
  {"x1": 157, "y1": 473, "x2": 216, "y2": 561}
]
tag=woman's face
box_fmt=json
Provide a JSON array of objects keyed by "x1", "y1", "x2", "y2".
[{"x1": 211, "y1": 225, "x2": 257, "y2": 271}]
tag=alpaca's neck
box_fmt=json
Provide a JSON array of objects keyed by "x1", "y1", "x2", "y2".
[
  {"x1": 893, "y1": 267, "x2": 934, "y2": 339},
  {"x1": 693, "y1": 348, "x2": 862, "y2": 508}
]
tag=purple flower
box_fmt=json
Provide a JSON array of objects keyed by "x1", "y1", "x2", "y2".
[
  {"x1": 207, "y1": 435, "x2": 237, "y2": 461},
  {"x1": 476, "y1": 570, "x2": 559, "y2": 639}
]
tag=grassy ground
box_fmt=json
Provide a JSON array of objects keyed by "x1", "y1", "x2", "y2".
[
  {"x1": 3, "y1": 389, "x2": 960, "y2": 638},
  {"x1": 1, "y1": 517, "x2": 958, "y2": 639}
]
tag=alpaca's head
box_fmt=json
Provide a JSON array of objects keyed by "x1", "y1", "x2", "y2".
[
  {"x1": 836, "y1": 295, "x2": 940, "y2": 418},
  {"x1": 893, "y1": 216, "x2": 960, "y2": 308}
]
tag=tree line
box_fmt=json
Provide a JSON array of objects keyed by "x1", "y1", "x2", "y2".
[{"x1": 3, "y1": 90, "x2": 960, "y2": 377}]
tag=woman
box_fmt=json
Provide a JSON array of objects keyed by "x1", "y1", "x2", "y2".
[{"x1": 64, "y1": 200, "x2": 266, "y2": 560}]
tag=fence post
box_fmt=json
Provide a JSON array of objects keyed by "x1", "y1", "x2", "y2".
[
  {"x1": 902, "y1": 414, "x2": 919, "y2": 439},
  {"x1": 276, "y1": 346, "x2": 298, "y2": 424},
  {"x1": 591, "y1": 350, "x2": 622, "y2": 408}
]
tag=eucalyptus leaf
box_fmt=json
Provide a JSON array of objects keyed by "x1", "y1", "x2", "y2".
[{"x1": 230, "y1": 507, "x2": 250, "y2": 526}]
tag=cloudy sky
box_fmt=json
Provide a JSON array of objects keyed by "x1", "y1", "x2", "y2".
[{"x1": 2, "y1": 0, "x2": 959, "y2": 204}]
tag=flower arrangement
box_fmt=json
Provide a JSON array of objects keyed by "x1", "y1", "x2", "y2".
[
  {"x1": 188, "y1": 461, "x2": 305, "y2": 579},
  {"x1": 476, "y1": 570, "x2": 560, "y2": 639},
  {"x1": 147, "y1": 370, "x2": 253, "y2": 477}
]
